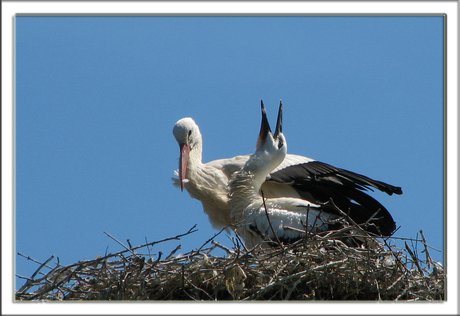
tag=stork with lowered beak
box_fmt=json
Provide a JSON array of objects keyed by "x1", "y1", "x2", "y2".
[{"x1": 172, "y1": 100, "x2": 401, "y2": 237}]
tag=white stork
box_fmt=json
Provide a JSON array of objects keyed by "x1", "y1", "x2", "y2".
[
  {"x1": 172, "y1": 100, "x2": 401, "y2": 237},
  {"x1": 229, "y1": 103, "x2": 339, "y2": 248}
]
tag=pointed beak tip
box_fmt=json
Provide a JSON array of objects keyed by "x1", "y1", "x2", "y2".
[
  {"x1": 259, "y1": 102, "x2": 271, "y2": 142},
  {"x1": 274, "y1": 101, "x2": 283, "y2": 137}
]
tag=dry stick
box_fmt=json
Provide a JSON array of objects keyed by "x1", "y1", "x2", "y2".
[
  {"x1": 403, "y1": 241, "x2": 435, "y2": 300},
  {"x1": 26, "y1": 264, "x2": 76, "y2": 301},
  {"x1": 181, "y1": 264, "x2": 185, "y2": 290},
  {"x1": 404, "y1": 242, "x2": 424, "y2": 276},
  {"x1": 303, "y1": 204, "x2": 311, "y2": 241},
  {"x1": 165, "y1": 245, "x2": 182, "y2": 260},
  {"x1": 211, "y1": 240, "x2": 234, "y2": 255},
  {"x1": 386, "y1": 273, "x2": 405, "y2": 291},
  {"x1": 284, "y1": 277, "x2": 302, "y2": 300},
  {"x1": 374, "y1": 279, "x2": 382, "y2": 301},
  {"x1": 23, "y1": 255, "x2": 55, "y2": 280},
  {"x1": 382, "y1": 225, "x2": 427, "y2": 274},
  {"x1": 17, "y1": 253, "x2": 57, "y2": 270},
  {"x1": 21, "y1": 260, "x2": 68, "y2": 299},
  {"x1": 17, "y1": 255, "x2": 56, "y2": 294},
  {"x1": 228, "y1": 233, "x2": 249, "y2": 253},
  {"x1": 310, "y1": 209, "x2": 320, "y2": 234},
  {"x1": 365, "y1": 208, "x2": 382, "y2": 223},
  {"x1": 107, "y1": 225, "x2": 198, "y2": 259},
  {"x1": 382, "y1": 238, "x2": 410, "y2": 275},
  {"x1": 419, "y1": 230, "x2": 434, "y2": 268},
  {"x1": 103, "y1": 231, "x2": 139, "y2": 258},
  {"x1": 382, "y1": 235, "x2": 426, "y2": 243},
  {"x1": 15, "y1": 274, "x2": 34, "y2": 281},
  {"x1": 155, "y1": 252, "x2": 163, "y2": 263},
  {"x1": 303, "y1": 205, "x2": 320, "y2": 240},
  {"x1": 195, "y1": 224, "x2": 231, "y2": 253},
  {"x1": 326, "y1": 198, "x2": 370, "y2": 238},
  {"x1": 17, "y1": 265, "x2": 63, "y2": 299},
  {"x1": 144, "y1": 237, "x2": 153, "y2": 260},
  {"x1": 395, "y1": 286, "x2": 410, "y2": 301},
  {"x1": 185, "y1": 277, "x2": 215, "y2": 301},
  {"x1": 260, "y1": 190, "x2": 284, "y2": 249}
]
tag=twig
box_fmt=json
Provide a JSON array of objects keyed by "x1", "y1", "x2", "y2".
[
  {"x1": 17, "y1": 255, "x2": 56, "y2": 294},
  {"x1": 107, "y1": 225, "x2": 198, "y2": 259},
  {"x1": 15, "y1": 274, "x2": 34, "y2": 281},
  {"x1": 374, "y1": 279, "x2": 381, "y2": 301},
  {"x1": 386, "y1": 274, "x2": 405, "y2": 291},
  {"x1": 405, "y1": 242, "x2": 424, "y2": 276},
  {"x1": 145, "y1": 237, "x2": 153, "y2": 260},
  {"x1": 195, "y1": 224, "x2": 230, "y2": 253},
  {"x1": 326, "y1": 198, "x2": 370, "y2": 238},
  {"x1": 211, "y1": 240, "x2": 234, "y2": 255},
  {"x1": 382, "y1": 238, "x2": 410, "y2": 275},
  {"x1": 395, "y1": 286, "x2": 409, "y2": 301},
  {"x1": 364, "y1": 208, "x2": 382, "y2": 226},
  {"x1": 184, "y1": 276, "x2": 215, "y2": 301},
  {"x1": 17, "y1": 253, "x2": 57, "y2": 270},
  {"x1": 419, "y1": 230, "x2": 434, "y2": 268},
  {"x1": 103, "y1": 231, "x2": 139, "y2": 258},
  {"x1": 284, "y1": 277, "x2": 302, "y2": 300},
  {"x1": 261, "y1": 190, "x2": 284, "y2": 249},
  {"x1": 166, "y1": 245, "x2": 182, "y2": 260}
]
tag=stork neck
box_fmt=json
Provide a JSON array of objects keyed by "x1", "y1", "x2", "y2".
[
  {"x1": 230, "y1": 170, "x2": 263, "y2": 203},
  {"x1": 251, "y1": 170, "x2": 269, "y2": 193},
  {"x1": 242, "y1": 156, "x2": 274, "y2": 192},
  {"x1": 186, "y1": 142, "x2": 203, "y2": 173}
]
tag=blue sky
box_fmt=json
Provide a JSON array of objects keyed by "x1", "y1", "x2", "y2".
[{"x1": 14, "y1": 15, "x2": 445, "y2": 290}]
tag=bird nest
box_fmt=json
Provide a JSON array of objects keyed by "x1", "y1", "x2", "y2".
[{"x1": 16, "y1": 225, "x2": 445, "y2": 301}]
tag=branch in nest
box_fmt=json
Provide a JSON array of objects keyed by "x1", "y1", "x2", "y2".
[{"x1": 260, "y1": 189, "x2": 284, "y2": 249}]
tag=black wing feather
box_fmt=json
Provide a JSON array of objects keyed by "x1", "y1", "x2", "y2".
[
  {"x1": 271, "y1": 161, "x2": 402, "y2": 195},
  {"x1": 268, "y1": 161, "x2": 401, "y2": 236}
]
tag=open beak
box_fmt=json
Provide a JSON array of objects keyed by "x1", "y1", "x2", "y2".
[
  {"x1": 258, "y1": 100, "x2": 272, "y2": 147},
  {"x1": 179, "y1": 143, "x2": 190, "y2": 191},
  {"x1": 274, "y1": 100, "x2": 283, "y2": 138}
]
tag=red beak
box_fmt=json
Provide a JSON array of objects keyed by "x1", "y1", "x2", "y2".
[{"x1": 179, "y1": 143, "x2": 190, "y2": 191}]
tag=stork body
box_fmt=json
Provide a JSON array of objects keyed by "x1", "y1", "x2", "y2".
[{"x1": 173, "y1": 102, "x2": 402, "y2": 237}]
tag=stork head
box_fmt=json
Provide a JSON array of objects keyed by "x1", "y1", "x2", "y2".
[
  {"x1": 253, "y1": 100, "x2": 287, "y2": 175},
  {"x1": 173, "y1": 117, "x2": 203, "y2": 191}
]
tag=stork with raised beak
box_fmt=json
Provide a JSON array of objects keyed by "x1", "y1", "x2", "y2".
[
  {"x1": 229, "y1": 103, "x2": 340, "y2": 248},
  {"x1": 172, "y1": 100, "x2": 401, "y2": 237}
]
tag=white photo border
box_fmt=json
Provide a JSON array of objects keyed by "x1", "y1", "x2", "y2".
[{"x1": 2, "y1": 1, "x2": 458, "y2": 315}]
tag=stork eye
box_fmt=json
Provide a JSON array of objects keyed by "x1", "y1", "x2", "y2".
[
  {"x1": 278, "y1": 138, "x2": 284, "y2": 149},
  {"x1": 188, "y1": 130, "x2": 192, "y2": 138}
]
